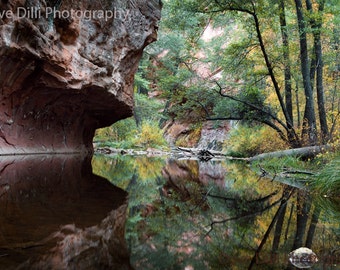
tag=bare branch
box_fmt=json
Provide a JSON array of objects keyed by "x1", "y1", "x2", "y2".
[
  {"x1": 205, "y1": 196, "x2": 283, "y2": 236},
  {"x1": 214, "y1": 81, "x2": 289, "y2": 131}
]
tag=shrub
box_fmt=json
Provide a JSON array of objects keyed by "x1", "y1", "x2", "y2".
[
  {"x1": 257, "y1": 127, "x2": 289, "y2": 153},
  {"x1": 224, "y1": 125, "x2": 288, "y2": 157},
  {"x1": 134, "y1": 121, "x2": 168, "y2": 149},
  {"x1": 94, "y1": 92, "x2": 168, "y2": 149}
]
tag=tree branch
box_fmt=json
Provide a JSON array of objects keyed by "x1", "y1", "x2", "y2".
[
  {"x1": 248, "y1": 187, "x2": 294, "y2": 269},
  {"x1": 205, "y1": 196, "x2": 284, "y2": 236},
  {"x1": 214, "y1": 81, "x2": 289, "y2": 131}
]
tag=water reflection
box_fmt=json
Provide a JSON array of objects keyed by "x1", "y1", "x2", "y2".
[
  {"x1": 0, "y1": 155, "x2": 132, "y2": 270},
  {"x1": 93, "y1": 155, "x2": 340, "y2": 270}
]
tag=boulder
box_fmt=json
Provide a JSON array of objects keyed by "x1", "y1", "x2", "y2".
[{"x1": 289, "y1": 247, "x2": 318, "y2": 269}]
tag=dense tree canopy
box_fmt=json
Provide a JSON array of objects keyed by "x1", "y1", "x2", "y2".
[{"x1": 138, "y1": 0, "x2": 339, "y2": 148}]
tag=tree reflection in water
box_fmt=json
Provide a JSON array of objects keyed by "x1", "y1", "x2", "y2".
[
  {"x1": 0, "y1": 155, "x2": 132, "y2": 270},
  {"x1": 93, "y1": 155, "x2": 340, "y2": 270}
]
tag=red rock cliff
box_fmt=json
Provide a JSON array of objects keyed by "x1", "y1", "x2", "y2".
[{"x1": 0, "y1": 0, "x2": 161, "y2": 154}]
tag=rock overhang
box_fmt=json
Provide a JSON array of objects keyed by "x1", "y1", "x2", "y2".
[{"x1": 0, "y1": 0, "x2": 161, "y2": 155}]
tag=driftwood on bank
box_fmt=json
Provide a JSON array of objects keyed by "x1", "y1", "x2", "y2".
[
  {"x1": 175, "y1": 147, "x2": 225, "y2": 161},
  {"x1": 175, "y1": 145, "x2": 331, "y2": 162}
]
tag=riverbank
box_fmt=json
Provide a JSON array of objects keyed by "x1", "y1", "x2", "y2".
[
  {"x1": 94, "y1": 146, "x2": 228, "y2": 161},
  {"x1": 94, "y1": 144, "x2": 334, "y2": 162}
]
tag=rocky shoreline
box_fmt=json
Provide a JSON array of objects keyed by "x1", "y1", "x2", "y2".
[
  {"x1": 94, "y1": 144, "x2": 333, "y2": 162},
  {"x1": 94, "y1": 146, "x2": 228, "y2": 161}
]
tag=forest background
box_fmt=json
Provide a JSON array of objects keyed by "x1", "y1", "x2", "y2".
[{"x1": 94, "y1": 0, "x2": 339, "y2": 192}]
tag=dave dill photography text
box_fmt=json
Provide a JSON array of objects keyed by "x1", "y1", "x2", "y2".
[{"x1": 0, "y1": 7, "x2": 133, "y2": 21}]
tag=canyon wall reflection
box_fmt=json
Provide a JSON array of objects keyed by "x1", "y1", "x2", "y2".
[{"x1": 0, "y1": 155, "x2": 132, "y2": 270}]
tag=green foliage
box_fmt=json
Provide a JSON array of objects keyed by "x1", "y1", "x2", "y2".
[
  {"x1": 92, "y1": 154, "x2": 339, "y2": 269},
  {"x1": 224, "y1": 125, "x2": 287, "y2": 157},
  {"x1": 95, "y1": 119, "x2": 168, "y2": 150},
  {"x1": 312, "y1": 154, "x2": 340, "y2": 197},
  {"x1": 142, "y1": 0, "x2": 280, "y2": 134},
  {"x1": 92, "y1": 155, "x2": 136, "y2": 190},
  {"x1": 144, "y1": 0, "x2": 339, "y2": 148},
  {"x1": 134, "y1": 121, "x2": 168, "y2": 148},
  {"x1": 162, "y1": 0, "x2": 209, "y2": 40},
  {"x1": 134, "y1": 93, "x2": 165, "y2": 124},
  {"x1": 316, "y1": 197, "x2": 340, "y2": 223},
  {"x1": 224, "y1": 125, "x2": 260, "y2": 157},
  {"x1": 94, "y1": 93, "x2": 168, "y2": 149},
  {"x1": 249, "y1": 150, "x2": 340, "y2": 212},
  {"x1": 136, "y1": 1, "x2": 214, "y2": 123},
  {"x1": 96, "y1": 0, "x2": 339, "y2": 150},
  {"x1": 94, "y1": 117, "x2": 138, "y2": 147},
  {"x1": 134, "y1": 73, "x2": 150, "y2": 93},
  {"x1": 252, "y1": 156, "x2": 310, "y2": 174}
]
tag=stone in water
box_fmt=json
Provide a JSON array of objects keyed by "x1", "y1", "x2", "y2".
[{"x1": 288, "y1": 247, "x2": 318, "y2": 269}]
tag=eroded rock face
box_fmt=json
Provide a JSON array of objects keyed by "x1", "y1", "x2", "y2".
[
  {"x1": 0, "y1": 0, "x2": 161, "y2": 154},
  {"x1": 163, "y1": 120, "x2": 230, "y2": 150}
]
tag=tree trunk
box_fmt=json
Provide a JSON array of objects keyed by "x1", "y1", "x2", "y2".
[
  {"x1": 272, "y1": 190, "x2": 288, "y2": 252},
  {"x1": 252, "y1": 12, "x2": 299, "y2": 147},
  {"x1": 285, "y1": 203, "x2": 294, "y2": 243},
  {"x1": 295, "y1": 80, "x2": 302, "y2": 127},
  {"x1": 294, "y1": 0, "x2": 318, "y2": 145},
  {"x1": 329, "y1": 27, "x2": 339, "y2": 137},
  {"x1": 214, "y1": 4, "x2": 300, "y2": 147},
  {"x1": 248, "y1": 194, "x2": 290, "y2": 270},
  {"x1": 306, "y1": 0, "x2": 329, "y2": 143},
  {"x1": 279, "y1": 0, "x2": 293, "y2": 126},
  {"x1": 305, "y1": 207, "x2": 321, "y2": 248},
  {"x1": 293, "y1": 191, "x2": 312, "y2": 249},
  {"x1": 134, "y1": 107, "x2": 142, "y2": 127},
  {"x1": 309, "y1": 47, "x2": 316, "y2": 91}
]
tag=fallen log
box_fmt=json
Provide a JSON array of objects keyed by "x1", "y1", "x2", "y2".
[{"x1": 246, "y1": 145, "x2": 331, "y2": 162}]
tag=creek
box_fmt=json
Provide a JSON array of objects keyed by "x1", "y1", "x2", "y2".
[{"x1": 0, "y1": 154, "x2": 338, "y2": 269}]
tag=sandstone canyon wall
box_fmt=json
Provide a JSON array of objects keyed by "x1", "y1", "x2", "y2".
[{"x1": 0, "y1": 0, "x2": 161, "y2": 154}]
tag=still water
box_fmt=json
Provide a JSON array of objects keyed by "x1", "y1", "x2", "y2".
[{"x1": 0, "y1": 154, "x2": 339, "y2": 269}]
